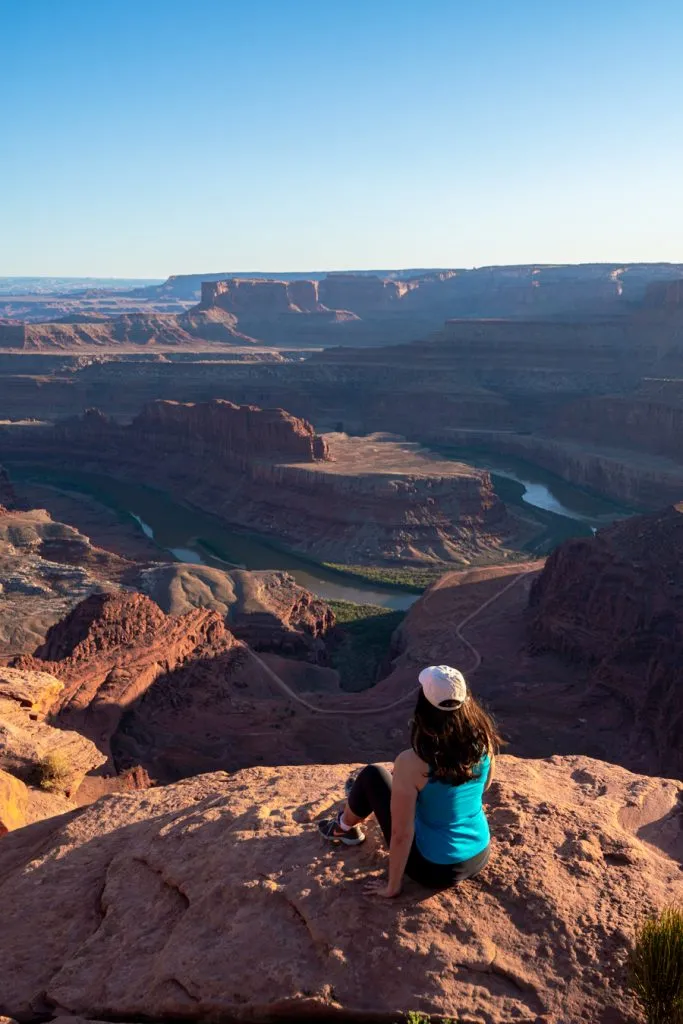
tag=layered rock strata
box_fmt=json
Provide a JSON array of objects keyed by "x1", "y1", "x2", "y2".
[
  {"x1": 0, "y1": 757, "x2": 680, "y2": 1023},
  {"x1": 138, "y1": 564, "x2": 334, "y2": 656},
  {"x1": 0, "y1": 465, "x2": 17, "y2": 509},
  {"x1": 0, "y1": 666, "x2": 106, "y2": 793},
  {"x1": 528, "y1": 503, "x2": 683, "y2": 780},
  {"x1": 0, "y1": 401, "x2": 508, "y2": 566},
  {"x1": 0, "y1": 506, "x2": 132, "y2": 656},
  {"x1": 15, "y1": 592, "x2": 237, "y2": 768}
]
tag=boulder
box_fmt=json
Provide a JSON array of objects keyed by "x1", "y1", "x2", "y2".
[
  {"x1": 0, "y1": 768, "x2": 28, "y2": 835},
  {"x1": 0, "y1": 755, "x2": 680, "y2": 1022},
  {"x1": 137, "y1": 564, "x2": 334, "y2": 655},
  {"x1": 0, "y1": 667, "x2": 106, "y2": 791}
]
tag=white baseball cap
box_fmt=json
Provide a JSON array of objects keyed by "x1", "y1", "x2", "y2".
[{"x1": 419, "y1": 665, "x2": 468, "y2": 710}]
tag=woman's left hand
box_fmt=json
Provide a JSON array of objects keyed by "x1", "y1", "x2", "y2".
[{"x1": 364, "y1": 879, "x2": 401, "y2": 899}]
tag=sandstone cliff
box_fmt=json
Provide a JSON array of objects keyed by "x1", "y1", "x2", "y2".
[
  {"x1": 130, "y1": 398, "x2": 330, "y2": 462},
  {"x1": 16, "y1": 591, "x2": 236, "y2": 770},
  {"x1": 528, "y1": 503, "x2": 683, "y2": 779},
  {"x1": 138, "y1": 564, "x2": 335, "y2": 655},
  {"x1": 0, "y1": 757, "x2": 680, "y2": 1023},
  {"x1": 0, "y1": 666, "x2": 106, "y2": 794},
  {"x1": 0, "y1": 310, "x2": 253, "y2": 351},
  {"x1": 0, "y1": 507, "x2": 133, "y2": 656},
  {"x1": 0, "y1": 465, "x2": 17, "y2": 509},
  {"x1": 201, "y1": 277, "x2": 326, "y2": 314},
  {"x1": 2, "y1": 406, "x2": 509, "y2": 567}
]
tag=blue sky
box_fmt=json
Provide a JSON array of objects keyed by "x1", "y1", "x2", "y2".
[{"x1": 2, "y1": 0, "x2": 682, "y2": 276}]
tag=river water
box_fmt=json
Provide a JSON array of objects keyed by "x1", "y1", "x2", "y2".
[
  {"x1": 9, "y1": 466, "x2": 417, "y2": 609},
  {"x1": 9, "y1": 453, "x2": 633, "y2": 607},
  {"x1": 435, "y1": 445, "x2": 633, "y2": 553}
]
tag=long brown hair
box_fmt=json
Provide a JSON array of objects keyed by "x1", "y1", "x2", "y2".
[{"x1": 410, "y1": 689, "x2": 503, "y2": 785}]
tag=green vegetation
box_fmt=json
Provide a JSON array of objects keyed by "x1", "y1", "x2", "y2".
[
  {"x1": 628, "y1": 906, "x2": 683, "y2": 1024},
  {"x1": 324, "y1": 563, "x2": 448, "y2": 593},
  {"x1": 32, "y1": 750, "x2": 72, "y2": 792},
  {"x1": 405, "y1": 1012, "x2": 456, "y2": 1024},
  {"x1": 328, "y1": 600, "x2": 404, "y2": 692}
]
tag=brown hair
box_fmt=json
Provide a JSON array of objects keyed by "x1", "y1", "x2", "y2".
[{"x1": 410, "y1": 689, "x2": 503, "y2": 785}]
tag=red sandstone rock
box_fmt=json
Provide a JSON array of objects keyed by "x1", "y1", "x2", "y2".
[
  {"x1": 318, "y1": 272, "x2": 409, "y2": 311},
  {"x1": 5, "y1": 407, "x2": 508, "y2": 566},
  {"x1": 0, "y1": 466, "x2": 17, "y2": 510},
  {"x1": 138, "y1": 564, "x2": 335, "y2": 656},
  {"x1": 131, "y1": 398, "x2": 329, "y2": 462},
  {"x1": 528, "y1": 503, "x2": 683, "y2": 779},
  {"x1": 0, "y1": 757, "x2": 680, "y2": 1022},
  {"x1": 15, "y1": 592, "x2": 236, "y2": 769},
  {"x1": 0, "y1": 667, "x2": 106, "y2": 793},
  {"x1": 0, "y1": 507, "x2": 132, "y2": 658}
]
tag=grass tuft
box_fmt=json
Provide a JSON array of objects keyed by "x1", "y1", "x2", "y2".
[
  {"x1": 628, "y1": 906, "x2": 683, "y2": 1024},
  {"x1": 324, "y1": 563, "x2": 447, "y2": 593},
  {"x1": 32, "y1": 750, "x2": 73, "y2": 792}
]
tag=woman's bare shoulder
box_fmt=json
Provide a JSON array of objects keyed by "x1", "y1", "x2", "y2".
[{"x1": 395, "y1": 748, "x2": 429, "y2": 783}]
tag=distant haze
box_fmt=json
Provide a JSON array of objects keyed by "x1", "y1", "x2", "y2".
[{"x1": 2, "y1": 0, "x2": 682, "y2": 276}]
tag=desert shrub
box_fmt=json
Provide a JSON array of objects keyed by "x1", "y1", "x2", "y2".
[
  {"x1": 404, "y1": 1013, "x2": 455, "y2": 1024},
  {"x1": 628, "y1": 906, "x2": 683, "y2": 1024},
  {"x1": 328, "y1": 600, "x2": 404, "y2": 692},
  {"x1": 32, "y1": 750, "x2": 72, "y2": 792}
]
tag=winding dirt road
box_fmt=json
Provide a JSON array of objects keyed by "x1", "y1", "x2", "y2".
[{"x1": 246, "y1": 568, "x2": 534, "y2": 717}]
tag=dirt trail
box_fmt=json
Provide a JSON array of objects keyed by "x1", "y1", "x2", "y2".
[{"x1": 246, "y1": 569, "x2": 533, "y2": 717}]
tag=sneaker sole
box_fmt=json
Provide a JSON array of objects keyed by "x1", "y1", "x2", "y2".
[
  {"x1": 319, "y1": 829, "x2": 366, "y2": 846},
  {"x1": 339, "y1": 834, "x2": 365, "y2": 846}
]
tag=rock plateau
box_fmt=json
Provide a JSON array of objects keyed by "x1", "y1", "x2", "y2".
[
  {"x1": 0, "y1": 757, "x2": 680, "y2": 1023},
  {"x1": 1, "y1": 400, "x2": 511, "y2": 567}
]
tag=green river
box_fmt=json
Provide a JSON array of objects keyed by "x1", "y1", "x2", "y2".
[{"x1": 8, "y1": 450, "x2": 633, "y2": 609}]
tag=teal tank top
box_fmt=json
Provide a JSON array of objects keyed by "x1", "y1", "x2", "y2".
[{"x1": 414, "y1": 754, "x2": 491, "y2": 864}]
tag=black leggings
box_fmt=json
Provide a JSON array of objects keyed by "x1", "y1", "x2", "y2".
[{"x1": 347, "y1": 763, "x2": 490, "y2": 889}]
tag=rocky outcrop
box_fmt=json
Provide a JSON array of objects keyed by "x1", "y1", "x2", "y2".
[
  {"x1": 0, "y1": 508, "x2": 130, "y2": 657},
  {"x1": 16, "y1": 592, "x2": 236, "y2": 767},
  {"x1": 0, "y1": 667, "x2": 106, "y2": 792},
  {"x1": 0, "y1": 465, "x2": 17, "y2": 509},
  {"x1": 201, "y1": 278, "x2": 326, "y2": 315},
  {"x1": 0, "y1": 311, "x2": 252, "y2": 351},
  {"x1": 0, "y1": 768, "x2": 28, "y2": 834},
  {"x1": 528, "y1": 503, "x2": 683, "y2": 780},
  {"x1": 130, "y1": 399, "x2": 330, "y2": 462},
  {"x1": 2, "y1": 409, "x2": 509, "y2": 567},
  {"x1": 13, "y1": 590, "x2": 339, "y2": 781},
  {"x1": 0, "y1": 757, "x2": 680, "y2": 1023},
  {"x1": 138, "y1": 565, "x2": 335, "y2": 656}
]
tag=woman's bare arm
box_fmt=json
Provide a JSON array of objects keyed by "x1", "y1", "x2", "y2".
[
  {"x1": 485, "y1": 754, "x2": 495, "y2": 791},
  {"x1": 367, "y1": 750, "x2": 420, "y2": 898}
]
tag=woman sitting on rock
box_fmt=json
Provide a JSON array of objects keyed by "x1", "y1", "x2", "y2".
[{"x1": 318, "y1": 665, "x2": 499, "y2": 898}]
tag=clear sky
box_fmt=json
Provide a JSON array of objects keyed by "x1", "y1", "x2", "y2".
[{"x1": 2, "y1": 0, "x2": 682, "y2": 277}]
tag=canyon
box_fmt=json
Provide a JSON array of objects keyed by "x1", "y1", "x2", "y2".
[
  {"x1": 0, "y1": 399, "x2": 516, "y2": 568},
  {"x1": 2, "y1": 264, "x2": 683, "y2": 1024},
  {"x1": 1, "y1": 271, "x2": 683, "y2": 517}
]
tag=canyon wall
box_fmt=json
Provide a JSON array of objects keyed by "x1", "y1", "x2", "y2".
[
  {"x1": 0, "y1": 402, "x2": 508, "y2": 566},
  {"x1": 201, "y1": 278, "x2": 324, "y2": 315},
  {"x1": 528, "y1": 504, "x2": 683, "y2": 780},
  {"x1": 128, "y1": 399, "x2": 330, "y2": 463},
  {"x1": 0, "y1": 311, "x2": 250, "y2": 350}
]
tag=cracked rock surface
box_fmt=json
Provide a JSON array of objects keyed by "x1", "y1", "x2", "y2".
[{"x1": 0, "y1": 755, "x2": 680, "y2": 1023}]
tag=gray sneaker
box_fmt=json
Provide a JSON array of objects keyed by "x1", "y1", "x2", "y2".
[{"x1": 317, "y1": 812, "x2": 366, "y2": 846}]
